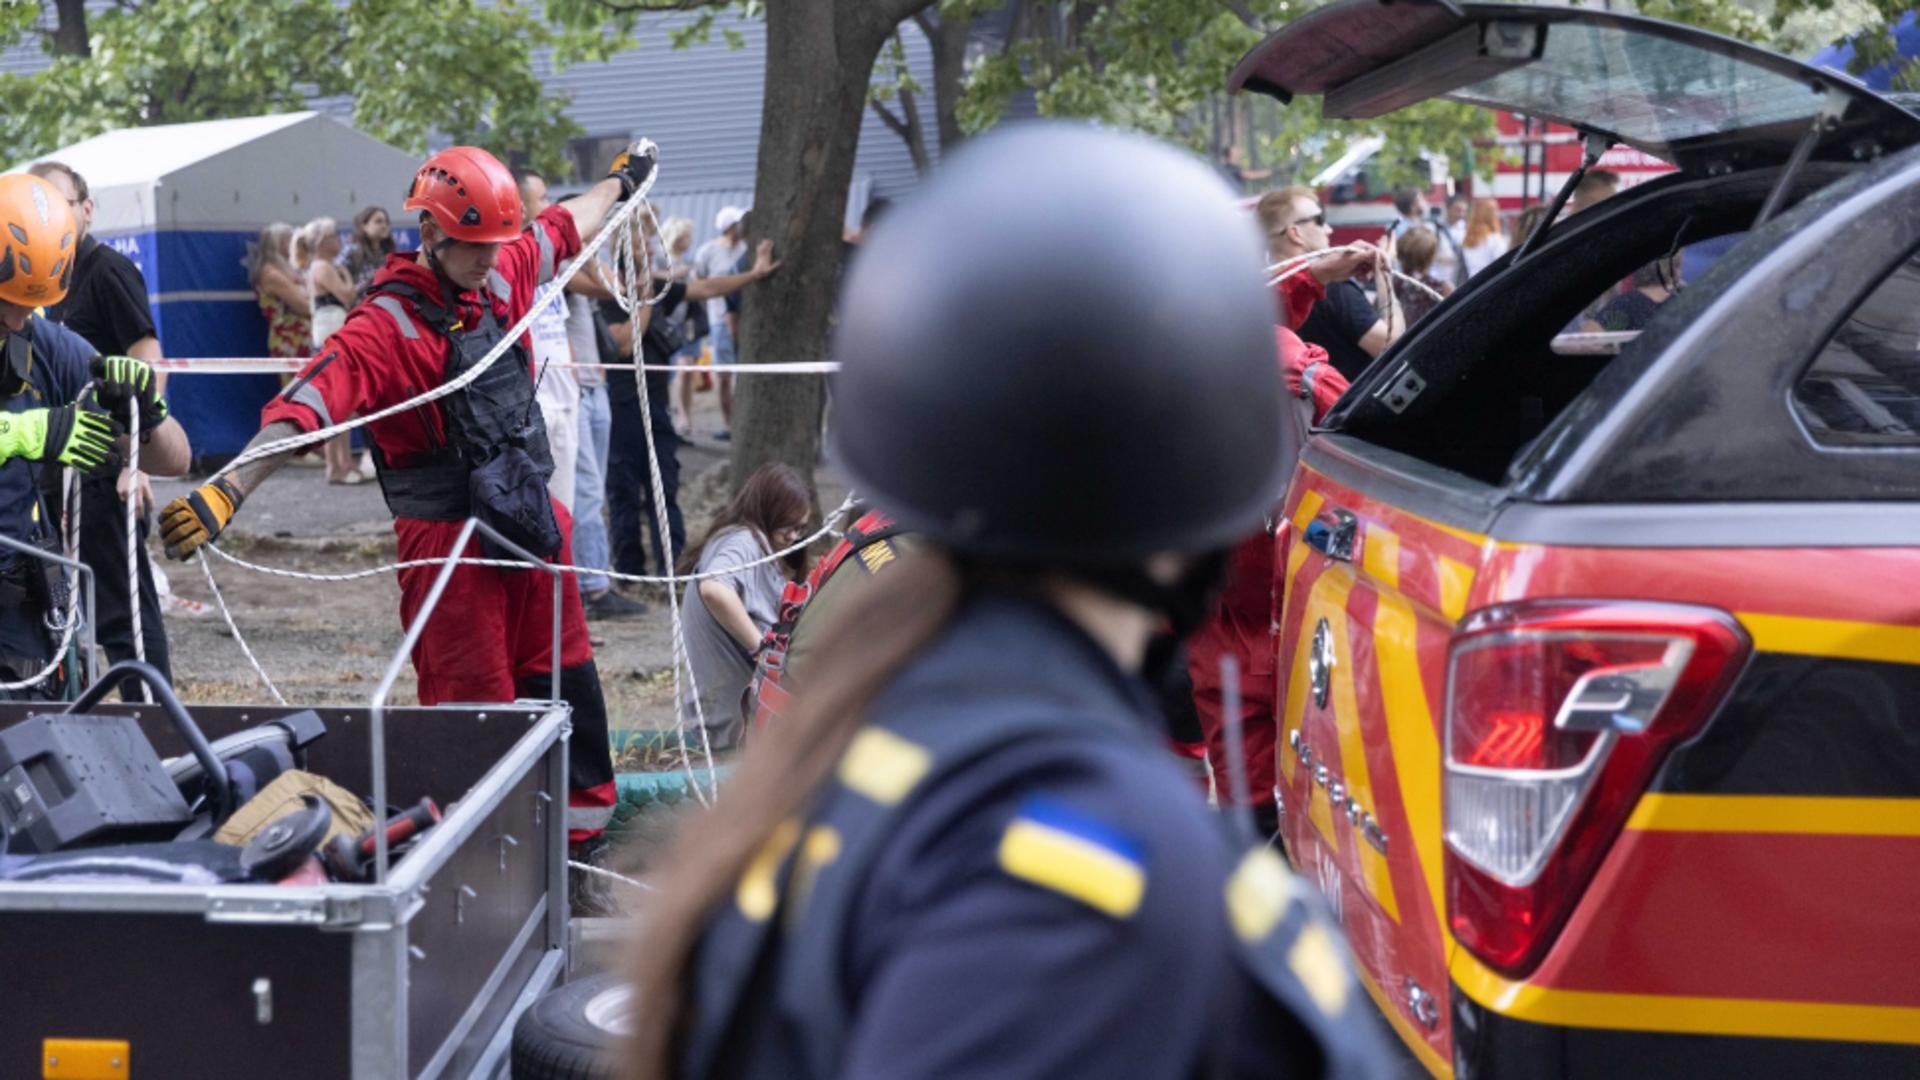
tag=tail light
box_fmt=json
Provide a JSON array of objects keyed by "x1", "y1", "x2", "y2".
[{"x1": 1443, "y1": 601, "x2": 1748, "y2": 976}]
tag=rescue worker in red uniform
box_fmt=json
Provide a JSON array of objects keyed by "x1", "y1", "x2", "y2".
[
  {"x1": 1188, "y1": 265, "x2": 1360, "y2": 837},
  {"x1": 159, "y1": 143, "x2": 657, "y2": 912}
]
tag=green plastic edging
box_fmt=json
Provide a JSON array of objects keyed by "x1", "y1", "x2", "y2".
[{"x1": 613, "y1": 765, "x2": 735, "y2": 813}]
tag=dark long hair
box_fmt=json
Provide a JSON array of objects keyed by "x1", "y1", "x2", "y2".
[
  {"x1": 675, "y1": 462, "x2": 812, "y2": 576},
  {"x1": 625, "y1": 547, "x2": 968, "y2": 1078},
  {"x1": 344, "y1": 205, "x2": 394, "y2": 290}
]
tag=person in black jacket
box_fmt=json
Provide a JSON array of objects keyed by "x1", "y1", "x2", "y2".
[{"x1": 30, "y1": 160, "x2": 175, "y2": 698}]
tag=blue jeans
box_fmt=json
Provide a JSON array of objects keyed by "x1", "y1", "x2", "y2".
[
  {"x1": 712, "y1": 319, "x2": 737, "y2": 367},
  {"x1": 572, "y1": 383, "x2": 612, "y2": 596}
]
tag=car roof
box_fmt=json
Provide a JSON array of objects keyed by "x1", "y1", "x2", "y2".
[{"x1": 1229, "y1": 0, "x2": 1920, "y2": 172}]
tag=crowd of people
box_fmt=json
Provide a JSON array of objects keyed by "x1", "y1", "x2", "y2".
[{"x1": 1253, "y1": 167, "x2": 1656, "y2": 375}]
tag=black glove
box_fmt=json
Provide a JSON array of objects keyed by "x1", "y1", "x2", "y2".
[
  {"x1": 91, "y1": 355, "x2": 168, "y2": 433},
  {"x1": 607, "y1": 139, "x2": 659, "y2": 201}
]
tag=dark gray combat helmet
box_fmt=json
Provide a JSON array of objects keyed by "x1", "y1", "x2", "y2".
[{"x1": 830, "y1": 121, "x2": 1285, "y2": 565}]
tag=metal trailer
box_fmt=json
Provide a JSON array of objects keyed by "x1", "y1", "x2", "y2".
[{"x1": 0, "y1": 518, "x2": 579, "y2": 1078}]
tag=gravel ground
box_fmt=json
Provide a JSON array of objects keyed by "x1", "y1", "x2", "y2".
[{"x1": 145, "y1": 397, "x2": 845, "y2": 739}]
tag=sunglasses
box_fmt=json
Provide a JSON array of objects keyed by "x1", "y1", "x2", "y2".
[{"x1": 1291, "y1": 212, "x2": 1328, "y2": 229}]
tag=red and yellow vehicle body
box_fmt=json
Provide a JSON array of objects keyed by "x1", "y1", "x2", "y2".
[
  {"x1": 1273, "y1": 460, "x2": 1920, "y2": 1075},
  {"x1": 1233, "y1": 1, "x2": 1920, "y2": 1071}
]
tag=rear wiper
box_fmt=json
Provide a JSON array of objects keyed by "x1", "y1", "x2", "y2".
[
  {"x1": 1516, "y1": 131, "x2": 1611, "y2": 261},
  {"x1": 1753, "y1": 84, "x2": 1850, "y2": 228}
]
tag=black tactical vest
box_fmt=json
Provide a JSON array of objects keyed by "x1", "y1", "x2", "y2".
[{"x1": 365, "y1": 277, "x2": 561, "y2": 558}]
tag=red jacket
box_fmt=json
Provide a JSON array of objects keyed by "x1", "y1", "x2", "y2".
[
  {"x1": 1208, "y1": 327, "x2": 1349, "y2": 630},
  {"x1": 260, "y1": 204, "x2": 580, "y2": 467}
]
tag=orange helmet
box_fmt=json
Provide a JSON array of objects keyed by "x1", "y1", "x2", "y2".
[
  {"x1": 403, "y1": 146, "x2": 522, "y2": 244},
  {"x1": 0, "y1": 173, "x2": 77, "y2": 308}
]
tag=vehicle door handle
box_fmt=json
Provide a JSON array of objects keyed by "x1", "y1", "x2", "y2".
[{"x1": 1303, "y1": 509, "x2": 1358, "y2": 562}]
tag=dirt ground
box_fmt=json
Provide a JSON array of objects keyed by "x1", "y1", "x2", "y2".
[{"x1": 147, "y1": 394, "x2": 845, "y2": 746}]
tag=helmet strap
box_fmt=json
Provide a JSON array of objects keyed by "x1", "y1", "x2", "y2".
[{"x1": 421, "y1": 220, "x2": 466, "y2": 315}]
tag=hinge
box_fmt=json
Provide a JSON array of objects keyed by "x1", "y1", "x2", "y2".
[{"x1": 1375, "y1": 363, "x2": 1426, "y2": 414}]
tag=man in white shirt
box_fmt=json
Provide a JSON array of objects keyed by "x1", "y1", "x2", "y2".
[
  {"x1": 516, "y1": 169, "x2": 581, "y2": 507},
  {"x1": 691, "y1": 206, "x2": 747, "y2": 438}
]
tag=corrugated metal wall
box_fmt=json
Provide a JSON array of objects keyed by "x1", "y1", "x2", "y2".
[
  {"x1": 4, "y1": 5, "x2": 937, "y2": 250},
  {"x1": 535, "y1": 8, "x2": 937, "y2": 247}
]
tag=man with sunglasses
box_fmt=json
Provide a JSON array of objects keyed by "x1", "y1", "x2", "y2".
[{"x1": 1258, "y1": 186, "x2": 1403, "y2": 380}]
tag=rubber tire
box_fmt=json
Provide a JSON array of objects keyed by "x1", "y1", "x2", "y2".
[{"x1": 510, "y1": 973, "x2": 631, "y2": 1080}]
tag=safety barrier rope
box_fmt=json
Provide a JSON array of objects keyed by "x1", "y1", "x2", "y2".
[
  {"x1": 180, "y1": 141, "x2": 857, "y2": 809},
  {"x1": 206, "y1": 143, "x2": 662, "y2": 484},
  {"x1": 187, "y1": 146, "x2": 663, "y2": 710},
  {"x1": 141, "y1": 358, "x2": 841, "y2": 375}
]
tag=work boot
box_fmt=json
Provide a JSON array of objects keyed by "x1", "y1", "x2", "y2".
[
  {"x1": 568, "y1": 835, "x2": 622, "y2": 918},
  {"x1": 584, "y1": 588, "x2": 648, "y2": 621}
]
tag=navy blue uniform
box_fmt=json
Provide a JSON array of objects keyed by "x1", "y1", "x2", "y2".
[
  {"x1": 684, "y1": 593, "x2": 1390, "y2": 1079},
  {"x1": 1, "y1": 316, "x2": 97, "y2": 681},
  {"x1": 45, "y1": 235, "x2": 173, "y2": 696}
]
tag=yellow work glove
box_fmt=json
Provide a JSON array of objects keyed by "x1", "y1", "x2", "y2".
[{"x1": 160, "y1": 476, "x2": 245, "y2": 560}]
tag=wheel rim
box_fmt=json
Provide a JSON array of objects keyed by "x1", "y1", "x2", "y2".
[{"x1": 582, "y1": 984, "x2": 634, "y2": 1035}]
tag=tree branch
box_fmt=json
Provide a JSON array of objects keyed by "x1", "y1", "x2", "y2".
[
  {"x1": 872, "y1": 0, "x2": 938, "y2": 31},
  {"x1": 870, "y1": 95, "x2": 912, "y2": 139},
  {"x1": 1217, "y1": 0, "x2": 1261, "y2": 28}
]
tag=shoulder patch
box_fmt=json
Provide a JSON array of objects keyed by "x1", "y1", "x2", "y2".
[
  {"x1": 1225, "y1": 845, "x2": 1305, "y2": 944},
  {"x1": 1287, "y1": 921, "x2": 1351, "y2": 1016},
  {"x1": 996, "y1": 796, "x2": 1145, "y2": 919},
  {"x1": 837, "y1": 726, "x2": 931, "y2": 806},
  {"x1": 855, "y1": 538, "x2": 897, "y2": 575}
]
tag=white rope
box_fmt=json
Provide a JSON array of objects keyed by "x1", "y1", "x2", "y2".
[
  {"x1": 190, "y1": 147, "x2": 663, "y2": 704},
  {"x1": 124, "y1": 397, "x2": 151, "y2": 703},
  {"x1": 207, "y1": 143, "x2": 661, "y2": 484},
  {"x1": 196, "y1": 548, "x2": 286, "y2": 704},
  {"x1": 610, "y1": 210, "x2": 718, "y2": 808},
  {"x1": 144, "y1": 358, "x2": 841, "y2": 375},
  {"x1": 1266, "y1": 244, "x2": 1449, "y2": 302},
  {"x1": 0, "y1": 467, "x2": 82, "y2": 694},
  {"x1": 569, "y1": 858, "x2": 656, "y2": 893},
  {"x1": 201, "y1": 497, "x2": 855, "y2": 587}
]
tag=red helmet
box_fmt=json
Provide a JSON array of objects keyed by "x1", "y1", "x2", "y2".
[{"x1": 403, "y1": 146, "x2": 522, "y2": 244}]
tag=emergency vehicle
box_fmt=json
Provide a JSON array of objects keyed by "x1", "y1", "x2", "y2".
[{"x1": 1231, "y1": 0, "x2": 1920, "y2": 1074}]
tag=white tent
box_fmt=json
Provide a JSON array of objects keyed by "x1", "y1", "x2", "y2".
[
  {"x1": 15, "y1": 110, "x2": 419, "y2": 239},
  {"x1": 11, "y1": 112, "x2": 423, "y2": 456}
]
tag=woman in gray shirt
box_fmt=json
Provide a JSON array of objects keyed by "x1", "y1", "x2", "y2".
[{"x1": 677, "y1": 463, "x2": 812, "y2": 750}]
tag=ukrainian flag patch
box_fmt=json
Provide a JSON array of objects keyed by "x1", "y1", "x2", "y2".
[{"x1": 996, "y1": 796, "x2": 1146, "y2": 919}]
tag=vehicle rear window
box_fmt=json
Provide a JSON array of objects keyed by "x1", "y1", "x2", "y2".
[
  {"x1": 1792, "y1": 251, "x2": 1920, "y2": 447},
  {"x1": 1448, "y1": 21, "x2": 1826, "y2": 150}
]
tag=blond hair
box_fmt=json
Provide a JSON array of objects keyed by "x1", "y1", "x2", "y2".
[
  {"x1": 1256, "y1": 185, "x2": 1316, "y2": 235},
  {"x1": 297, "y1": 217, "x2": 338, "y2": 267}
]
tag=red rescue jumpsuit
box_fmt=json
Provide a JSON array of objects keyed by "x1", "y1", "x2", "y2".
[
  {"x1": 261, "y1": 205, "x2": 615, "y2": 841},
  {"x1": 1187, "y1": 271, "x2": 1348, "y2": 816}
]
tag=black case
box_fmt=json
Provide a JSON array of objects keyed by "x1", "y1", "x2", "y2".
[{"x1": 0, "y1": 712, "x2": 192, "y2": 854}]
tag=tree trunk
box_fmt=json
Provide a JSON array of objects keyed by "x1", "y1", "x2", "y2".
[
  {"x1": 733, "y1": 0, "x2": 928, "y2": 499},
  {"x1": 915, "y1": 9, "x2": 969, "y2": 151},
  {"x1": 50, "y1": 0, "x2": 91, "y2": 57}
]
